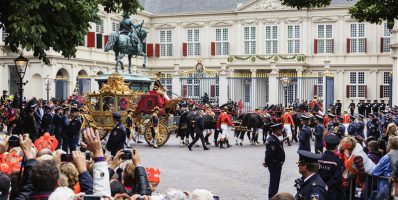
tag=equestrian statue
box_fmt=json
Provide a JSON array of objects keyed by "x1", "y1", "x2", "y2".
[{"x1": 105, "y1": 12, "x2": 147, "y2": 73}]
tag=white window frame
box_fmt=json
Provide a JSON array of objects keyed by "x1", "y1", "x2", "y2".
[
  {"x1": 317, "y1": 77, "x2": 323, "y2": 98},
  {"x1": 317, "y1": 24, "x2": 333, "y2": 54},
  {"x1": 287, "y1": 25, "x2": 300, "y2": 54},
  {"x1": 349, "y1": 72, "x2": 366, "y2": 98},
  {"x1": 187, "y1": 78, "x2": 200, "y2": 98},
  {"x1": 187, "y1": 29, "x2": 200, "y2": 56},
  {"x1": 215, "y1": 28, "x2": 229, "y2": 55},
  {"x1": 382, "y1": 23, "x2": 391, "y2": 53},
  {"x1": 112, "y1": 21, "x2": 120, "y2": 32},
  {"x1": 244, "y1": 79, "x2": 251, "y2": 103},
  {"x1": 382, "y1": 72, "x2": 391, "y2": 98},
  {"x1": 244, "y1": 27, "x2": 256, "y2": 55},
  {"x1": 1, "y1": 29, "x2": 8, "y2": 42},
  {"x1": 349, "y1": 23, "x2": 366, "y2": 53},
  {"x1": 160, "y1": 30, "x2": 173, "y2": 57},
  {"x1": 96, "y1": 19, "x2": 104, "y2": 34},
  {"x1": 160, "y1": 74, "x2": 173, "y2": 97},
  {"x1": 265, "y1": 25, "x2": 278, "y2": 54}
]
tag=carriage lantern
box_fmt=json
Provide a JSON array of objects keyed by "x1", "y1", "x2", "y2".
[{"x1": 280, "y1": 76, "x2": 292, "y2": 107}]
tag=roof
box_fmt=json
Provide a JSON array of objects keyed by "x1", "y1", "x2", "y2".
[{"x1": 139, "y1": 0, "x2": 357, "y2": 15}]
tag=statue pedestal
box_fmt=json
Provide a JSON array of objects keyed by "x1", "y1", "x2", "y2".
[{"x1": 95, "y1": 73, "x2": 152, "y2": 92}]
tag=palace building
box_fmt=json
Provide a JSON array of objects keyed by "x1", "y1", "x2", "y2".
[{"x1": 1, "y1": 0, "x2": 398, "y2": 112}]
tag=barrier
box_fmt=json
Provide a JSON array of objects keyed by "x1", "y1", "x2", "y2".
[{"x1": 346, "y1": 174, "x2": 395, "y2": 200}]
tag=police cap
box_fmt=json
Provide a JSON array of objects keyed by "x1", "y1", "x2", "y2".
[
  {"x1": 315, "y1": 115, "x2": 323, "y2": 121},
  {"x1": 112, "y1": 112, "x2": 122, "y2": 119},
  {"x1": 327, "y1": 113, "x2": 335, "y2": 118},
  {"x1": 358, "y1": 114, "x2": 365, "y2": 119},
  {"x1": 297, "y1": 150, "x2": 321, "y2": 163},
  {"x1": 301, "y1": 115, "x2": 311, "y2": 120},
  {"x1": 350, "y1": 115, "x2": 356, "y2": 120},
  {"x1": 54, "y1": 106, "x2": 62, "y2": 111},
  {"x1": 270, "y1": 123, "x2": 282, "y2": 130},
  {"x1": 324, "y1": 135, "x2": 340, "y2": 146}
]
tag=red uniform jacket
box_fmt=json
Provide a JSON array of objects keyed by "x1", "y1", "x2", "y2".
[
  {"x1": 342, "y1": 114, "x2": 350, "y2": 124},
  {"x1": 281, "y1": 112, "x2": 295, "y2": 127},
  {"x1": 323, "y1": 115, "x2": 329, "y2": 126},
  {"x1": 217, "y1": 112, "x2": 234, "y2": 129}
]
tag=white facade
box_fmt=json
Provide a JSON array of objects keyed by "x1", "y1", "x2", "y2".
[{"x1": 1, "y1": 0, "x2": 397, "y2": 111}]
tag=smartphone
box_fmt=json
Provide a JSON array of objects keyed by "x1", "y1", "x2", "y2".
[
  {"x1": 83, "y1": 195, "x2": 101, "y2": 200},
  {"x1": 121, "y1": 150, "x2": 132, "y2": 160},
  {"x1": 213, "y1": 196, "x2": 220, "y2": 200},
  {"x1": 8, "y1": 135, "x2": 19, "y2": 148},
  {"x1": 61, "y1": 154, "x2": 73, "y2": 162},
  {"x1": 85, "y1": 151, "x2": 92, "y2": 161}
]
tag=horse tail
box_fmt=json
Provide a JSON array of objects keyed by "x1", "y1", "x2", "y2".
[{"x1": 105, "y1": 32, "x2": 118, "y2": 52}]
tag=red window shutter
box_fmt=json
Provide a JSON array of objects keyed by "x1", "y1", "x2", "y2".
[
  {"x1": 346, "y1": 38, "x2": 350, "y2": 53},
  {"x1": 146, "y1": 43, "x2": 153, "y2": 57},
  {"x1": 182, "y1": 43, "x2": 187, "y2": 56},
  {"x1": 314, "y1": 39, "x2": 318, "y2": 54},
  {"x1": 332, "y1": 39, "x2": 335, "y2": 53},
  {"x1": 211, "y1": 42, "x2": 216, "y2": 56},
  {"x1": 364, "y1": 85, "x2": 368, "y2": 98},
  {"x1": 380, "y1": 85, "x2": 384, "y2": 98},
  {"x1": 365, "y1": 38, "x2": 367, "y2": 53},
  {"x1": 182, "y1": 85, "x2": 187, "y2": 96},
  {"x1": 313, "y1": 85, "x2": 318, "y2": 96},
  {"x1": 210, "y1": 85, "x2": 215, "y2": 97},
  {"x1": 381, "y1": 38, "x2": 384, "y2": 53},
  {"x1": 104, "y1": 35, "x2": 109, "y2": 46},
  {"x1": 155, "y1": 43, "x2": 160, "y2": 57},
  {"x1": 346, "y1": 85, "x2": 350, "y2": 98},
  {"x1": 87, "y1": 32, "x2": 95, "y2": 48}
]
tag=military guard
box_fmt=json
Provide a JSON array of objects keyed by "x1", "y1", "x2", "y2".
[
  {"x1": 365, "y1": 100, "x2": 372, "y2": 117},
  {"x1": 372, "y1": 100, "x2": 379, "y2": 116},
  {"x1": 150, "y1": 107, "x2": 160, "y2": 148},
  {"x1": 295, "y1": 150, "x2": 327, "y2": 200},
  {"x1": 106, "y1": 112, "x2": 127, "y2": 156},
  {"x1": 349, "y1": 100, "x2": 355, "y2": 116},
  {"x1": 310, "y1": 95, "x2": 322, "y2": 112},
  {"x1": 299, "y1": 115, "x2": 311, "y2": 152},
  {"x1": 335, "y1": 100, "x2": 342, "y2": 116},
  {"x1": 281, "y1": 107, "x2": 295, "y2": 146},
  {"x1": 379, "y1": 99, "x2": 386, "y2": 112},
  {"x1": 63, "y1": 107, "x2": 82, "y2": 153},
  {"x1": 217, "y1": 107, "x2": 234, "y2": 148},
  {"x1": 188, "y1": 109, "x2": 210, "y2": 151},
  {"x1": 318, "y1": 135, "x2": 343, "y2": 200},
  {"x1": 313, "y1": 115, "x2": 324, "y2": 154},
  {"x1": 357, "y1": 100, "x2": 364, "y2": 116},
  {"x1": 263, "y1": 123, "x2": 285, "y2": 199}
]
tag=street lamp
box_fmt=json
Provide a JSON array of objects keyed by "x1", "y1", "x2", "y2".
[
  {"x1": 280, "y1": 76, "x2": 291, "y2": 108},
  {"x1": 43, "y1": 75, "x2": 53, "y2": 102},
  {"x1": 14, "y1": 53, "x2": 29, "y2": 134}
]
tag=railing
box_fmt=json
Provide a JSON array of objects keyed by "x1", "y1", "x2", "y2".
[
  {"x1": 227, "y1": 54, "x2": 306, "y2": 64},
  {"x1": 346, "y1": 174, "x2": 395, "y2": 200}
]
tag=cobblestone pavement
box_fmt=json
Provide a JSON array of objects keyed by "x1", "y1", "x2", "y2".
[{"x1": 131, "y1": 135, "x2": 303, "y2": 200}]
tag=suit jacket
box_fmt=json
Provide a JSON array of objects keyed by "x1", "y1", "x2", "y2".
[
  {"x1": 298, "y1": 173, "x2": 327, "y2": 200},
  {"x1": 106, "y1": 123, "x2": 126, "y2": 152},
  {"x1": 194, "y1": 115, "x2": 204, "y2": 134},
  {"x1": 299, "y1": 125, "x2": 311, "y2": 151}
]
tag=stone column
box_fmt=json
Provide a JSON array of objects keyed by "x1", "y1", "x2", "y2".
[
  {"x1": 391, "y1": 20, "x2": 398, "y2": 106},
  {"x1": 251, "y1": 69, "x2": 257, "y2": 110},
  {"x1": 218, "y1": 66, "x2": 229, "y2": 105},
  {"x1": 268, "y1": 62, "x2": 279, "y2": 105},
  {"x1": 296, "y1": 68, "x2": 303, "y2": 102},
  {"x1": 171, "y1": 64, "x2": 181, "y2": 98}
]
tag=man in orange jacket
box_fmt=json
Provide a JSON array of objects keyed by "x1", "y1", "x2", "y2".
[
  {"x1": 216, "y1": 107, "x2": 235, "y2": 148},
  {"x1": 281, "y1": 107, "x2": 295, "y2": 146}
]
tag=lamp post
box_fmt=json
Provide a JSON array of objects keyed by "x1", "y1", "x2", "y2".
[
  {"x1": 43, "y1": 75, "x2": 53, "y2": 102},
  {"x1": 14, "y1": 54, "x2": 29, "y2": 134},
  {"x1": 280, "y1": 76, "x2": 291, "y2": 108}
]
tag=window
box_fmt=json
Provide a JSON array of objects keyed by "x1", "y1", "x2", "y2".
[
  {"x1": 244, "y1": 79, "x2": 251, "y2": 103},
  {"x1": 112, "y1": 22, "x2": 120, "y2": 32},
  {"x1": 216, "y1": 28, "x2": 229, "y2": 55},
  {"x1": 186, "y1": 78, "x2": 200, "y2": 98},
  {"x1": 317, "y1": 25, "x2": 333, "y2": 53},
  {"x1": 287, "y1": 25, "x2": 300, "y2": 53},
  {"x1": 160, "y1": 30, "x2": 172, "y2": 56},
  {"x1": 265, "y1": 25, "x2": 278, "y2": 54},
  {"x1": 1, "y1": 29, "x2": 8, "y2": 42},
  {"x1": 187, "y1": 29, "x2": 200, "y2": 56},
  {"x1": 381, "y1": 72, "x2": 391, "y2": 98},
  {"x1": 244, "y1": 27, "x2": 256, "y2": 55},
  {"x1": 316, "y1": 77, "x2": 323, "y2": 97},
  {"x1": 349, "y1": 72, "x2": 366, "y2": 97},
  {"x1": 382, "y1": 23, "x2": 391, "y2": 52},
  {"x1": 160, "y1": 74, "x2": 172, "y2": 97},
  {"x1": 350, "y1": 24, "x2": 366, "y2": 53},
  {"x1": 96, "y1": 20, "x2": 104, "y2": 33}
]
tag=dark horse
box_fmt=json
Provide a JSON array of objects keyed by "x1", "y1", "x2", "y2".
[{"x1": 235, "y1": 112, "x2": 270, "y2": 145}]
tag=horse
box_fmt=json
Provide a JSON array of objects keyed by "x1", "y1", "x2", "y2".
[
  {"x1": 105, "y1": 27, "x2": 147, "y2": 73},
  {"x1": 235, "y1": 112, "x2": 268, "y2": 145}
]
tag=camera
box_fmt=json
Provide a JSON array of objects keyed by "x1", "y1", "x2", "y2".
[
  {"x1": 85, "y1": 151, "x2": 92, "y2": 161},
  {"x1": 61, "y1": 154, "x2": 73, "y2": 162},
  {"x1": 121, "y1": 150, "x2": 132, "y2": 160},
  {"x1": 8, "y1": 135, "x2": 19, "y2": 148},
  {"x1": 83, "y1": 195, "x2": 102, "y2": 200}
]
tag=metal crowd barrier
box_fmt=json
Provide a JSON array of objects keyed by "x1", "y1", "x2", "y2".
[{"x1": 346, "y1": 174, "x2": 395, "y2": 200}]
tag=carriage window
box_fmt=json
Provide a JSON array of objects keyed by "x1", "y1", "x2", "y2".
[
  {"x1": 90, "y1": 97, "x2": 100, "y2": 111},
  {"x1": 118, "y1": 96, "x2": 129, "y2": 111},
  {"x1": 102, "y1": 96, "x2": 115, "y2": 112}
]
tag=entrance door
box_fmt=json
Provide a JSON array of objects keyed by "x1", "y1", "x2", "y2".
[{"x1": 55, "y1": 80, "x2": 68, "y2": 100}]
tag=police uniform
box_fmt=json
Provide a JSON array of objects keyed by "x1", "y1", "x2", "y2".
[
  {"x1": 299, "y1": 115, "x2": 311, "y2": 152},
  {"x1": 64, "y1": 107, "x2": 82, "y2": 153},
  {"x1": 349, "y1": 101, "x2": 355, "y2": 116},
  {"x1": 264, "y1": 123, "x2": 285, "y2": 199},
  {"x1": 318, "y1": 135, "x2": 343, "y2": 200},
  {"x1": 356, "y1": 114, "x2": 365, "y2": 139},
  {"x1": 347, "y1": 116, "x2": 357, "y2": 137},
  {"x1": 372, "y1": 100, "x2": 379, "y2": 116},
  {"x1": 41, "y1": 105, "x2": 54, "y2": 135},
  {"x1": 52, "y1": 107, "x2": 63, "y2": 149},
  {"x1": 367, "y1": 115, "x2": 380, "y2": 139},
  {"x1": 335, "y1": 101, "x2": 342, "y2": 116},
  {"x1": 314, "y1": 115, "x2": 324, "y2": 154},
  {"x1": 379, "y1": 101, "x2": 386, "y2": 112},
  {"x1": 295, "y1": 150, "x2": 327, "y2": 200},
  {"x1": 106, "y1": 112, "x2": 127, "y2": 156}
]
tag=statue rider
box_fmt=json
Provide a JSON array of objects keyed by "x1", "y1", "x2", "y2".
[{"x1": 119, "y1": 12, "x2": 145, "y2": 55}]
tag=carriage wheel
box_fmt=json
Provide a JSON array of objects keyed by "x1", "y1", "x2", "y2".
[{"x1": 144, "y1": 123, "x2": 170, "y2": 147}]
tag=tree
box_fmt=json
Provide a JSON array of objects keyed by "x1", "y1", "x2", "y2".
[
  {"x1": 0, "y1": 0, "x2": 142, "y2": 65},
  {"x1": 281, "y1": 0, "x2": 398, "y2": 29}
]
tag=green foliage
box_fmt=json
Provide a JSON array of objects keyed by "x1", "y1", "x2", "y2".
[
  {"x1": 0, "y1": 0, "x2": 142, "y2": 65},
  {"x1": 280, "y1": 0, "x2": 397, "y2": 29}
]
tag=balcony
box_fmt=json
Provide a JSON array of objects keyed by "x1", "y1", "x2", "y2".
[{"x1": 227, "y1": 54, "x2": 306, "y2": 64}]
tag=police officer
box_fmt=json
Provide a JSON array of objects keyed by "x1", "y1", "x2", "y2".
[
  {"x1": 367, "y1": 113, "x2": 380, "y2": 139},
  {"x1": 52, "y1": 106, "x2": 63, "y2": 149},
  {"x1": 41, "y1": 105, "x2": 54, "y2": 135},
  {"x1": 64, "y1": 107, "x2": 82, "y2": 153},
  {"x1": 318, "y1": 135, "x2": 343, "y2": 200},
  {"x1": 61, "y1": 106, "x2": 70, "y2": 152},
  {"x1": 357, "y1": 100, "x2": 364, "y2": 116},
  {"x1": 349, "y1": 100, "x2": 355, "y2": 116},
  {"x1": 295, "y1": 150, "x2": 327, "y2": 200},
  {"x1": 379, "y1": 100, "x2": 386, "y2": 112},
  {"x1": 188, "y1": 109, "x2": 210, "y2": 151},
  {"x1": 372, "y1": 100, "x2": 379, "y2": 116},
  {"x1": 263, "y1": 123, "x2": 285, "y2": 199},
  {"x1": 336, "y1": 116, "x2": 346, "y2": 139},
  {"x1": 150, "y1": 107, "x2": 160, "y2": 148},
  {"x1": 335, "y1": 100, "x2": 342, "y2": 116},
  {"x1": 365, "y1": 100, "x2": 372, "y2": 117},
  {"x1": 299, "y1": 115, "x2": 311, "y2": 152},
  {"x1": 313, "y1": 115, "x2": 324, "y2": 154},
  {"x1": 356, "y1": 114, "x2": 365, "y2": 140},
  {"x1": 106, "y1": 112, "x2": 127, "y2": 156},
  {"x1": 326, "y1": 113, "x2": 335, "y2": 134}
]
